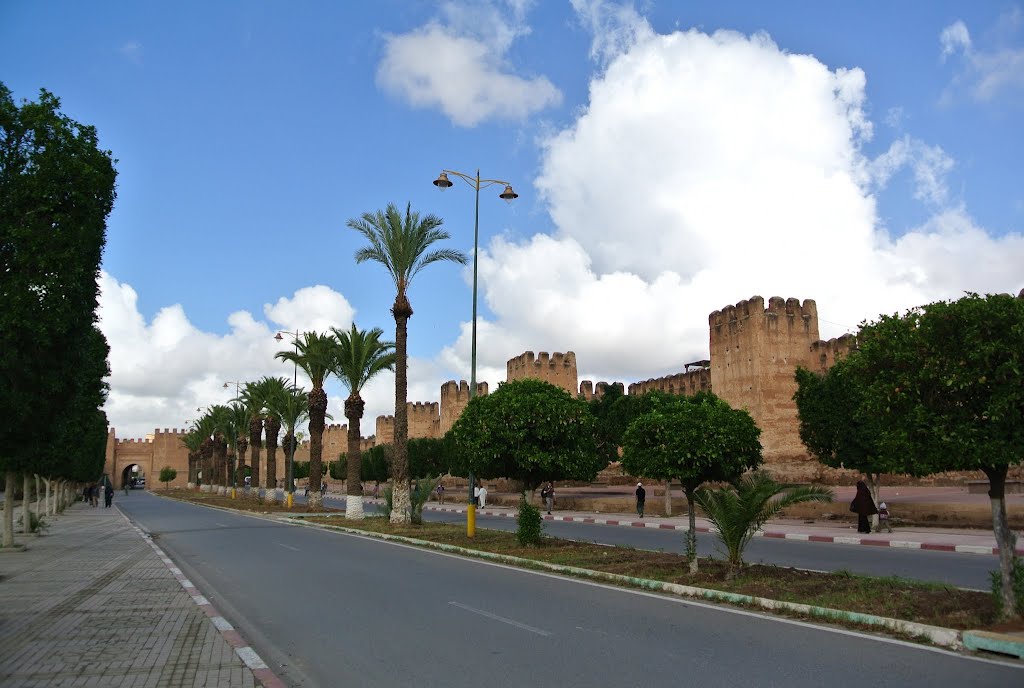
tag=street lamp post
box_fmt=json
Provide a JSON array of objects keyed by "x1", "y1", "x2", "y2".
[
  {"x1": 223, "y1": 381, "x2": 242, "y2": 498},
  {"x1": 433, "y1": 168, "x2": 518, "y2": 537},
  {"x1": 275, "y1": 330, "x2": 300, "y2": 507}
]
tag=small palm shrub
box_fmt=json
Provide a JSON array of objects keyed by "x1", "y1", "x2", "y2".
[
  {"x1": 18, "y1": 511, "x2": 48, "y2": 534},
  {"x1": 381, "y1": 485, "x2": 394, "y2": 518},
  {"x1": 516, "y1": 494, "x2": 543, "y2": 546},
  {"x1": 696, "y1": 472, "x2": 833, "y2": 575},
  {"x1": 410, "y1": 476, "x2": 440, "y2": 525}
]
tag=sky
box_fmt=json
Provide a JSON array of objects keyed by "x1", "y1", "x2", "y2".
[{"x1": 3, "y1": 1, "x2": 1023, "y2": 440}]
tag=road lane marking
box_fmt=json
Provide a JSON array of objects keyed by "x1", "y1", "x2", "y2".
[
  {"x1": 215, "y1": 522, "x2": 229, "y2": 528},
  {"x1": 275, "y1": 542, "x2": 300, "y2": 551},
  {"x1": 449, "y1": 601, "x2": 552, "y2": 636}
]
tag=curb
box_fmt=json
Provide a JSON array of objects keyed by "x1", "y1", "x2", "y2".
[
  {"x1": 289, "y1": 515, "x2": 964, "y2": 651},
  {"x1": 962, "y1": 630, "x2": 1024, "y2": 659},
  {"x1": 423, "y1": 505, "x2": 1024, "y2": 557},
  {"x1": 117, "y1": 508, "x2": 288, "y2": 688}
]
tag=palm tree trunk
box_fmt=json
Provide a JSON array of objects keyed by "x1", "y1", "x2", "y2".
[
  {"x1": 345, "y1": 395, "x2": 365, "y2": 520},
  {"x1": 264, "y1": 417, "x2": 281, "y2": 504},
  {"x1": 3, "y1": 470, "x2": 16, "y2": 547},
  {"x1": 390, "y1": 296, "x2": 412, "y2": 524},
  {"x1": 249, "y1": 418, "x2": 262, "y2": 497},
  {"x1": 307, "y1": 388, "x2": 327, "y2": 510}
]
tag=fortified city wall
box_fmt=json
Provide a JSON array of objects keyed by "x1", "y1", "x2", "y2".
[{"x1": 506, "y1": 351, "x2": 578, "y2": 395}]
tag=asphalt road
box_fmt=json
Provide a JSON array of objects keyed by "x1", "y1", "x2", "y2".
[{"x1": 118, "y1": 492, "x2": 1020, "y2": 688}]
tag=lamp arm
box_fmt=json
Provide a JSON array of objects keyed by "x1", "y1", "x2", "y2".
[{"x1": 441, "y1": 169, "x2": 511, "y2": 190}]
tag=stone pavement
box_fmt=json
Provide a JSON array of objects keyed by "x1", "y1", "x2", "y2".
[
  {"x1": 0, "y1": 501, "x2": 283, "y2": 688},
  {"x1": 417, "y1": 500, "x2": 1024, "y2": 556}
]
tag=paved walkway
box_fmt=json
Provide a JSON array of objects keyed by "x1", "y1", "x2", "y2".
[{"x1": 0, "y1": 501, "x2": 283, "y2": 688}]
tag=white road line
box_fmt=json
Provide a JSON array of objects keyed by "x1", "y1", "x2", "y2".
[
  {"x1": 276, "y1": 542, "x2": 300, "y2": 551},
  {"x1": 449, "y1": 601, "x2": 552, "y2": 636},
  {"x1": 215, "y1": 522, "x2": 229, "y2": 528}
]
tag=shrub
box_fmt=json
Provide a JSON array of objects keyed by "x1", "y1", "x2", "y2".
[
  {"x1": 516, "y1": 494, "x2": 543, "y2": 546},
  {"x1": 410, "y1": 476, "x2": 440, "y2": 525},
  {"x1": 159, "y1": 467, "x2": 177, "y2": 488},
  {"x1": 990, "y1": 556, "x2": 1024, "y2": 619}
]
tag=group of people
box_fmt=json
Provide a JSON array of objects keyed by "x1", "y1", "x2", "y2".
[
  {"x1": 83, "y1": 482, "x2": 114, "y2": 508},
  {"x1": 303, "y1": 480, "x2": 329, "y2": 497}
]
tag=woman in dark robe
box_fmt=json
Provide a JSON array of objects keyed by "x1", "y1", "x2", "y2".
[{"x1": 850, "y1": 480, "x2": 878, "y2": 533}]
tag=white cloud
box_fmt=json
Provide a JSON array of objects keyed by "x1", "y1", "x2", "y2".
[
  {"x1": 98, "y1": 273, "x2": 367, "y2": 438},
  {"x1": 940, "y1": 12, "x2": 1024, "y2": 103},
  {"x1": 377, "y1": 2, "x2": 561, "y2": 127},
  {"x1": 443, "y1": 25, "x2": 1024, "y2": 385},
  {"x1": 570, "y1": 0, "x2": 654, "y2": 65}
]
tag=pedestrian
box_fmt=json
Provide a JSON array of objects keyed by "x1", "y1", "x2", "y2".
[
  {"x1": 321, "y1": 480, "x2": 328, "y2": 496},
  {"x1": 849, "y1": 480, "x2": 877, "y2": 533},
  {"x1": 635, "y1": 482, "x2": 646, "y2": 518},
  {"x1": 877, "y1": 501, "x2": 893, "y2": 533},
  {"x1": 104, "y1": 482, "x2": 114, "y2": 508},
  {"x1": 436, "y1": 483, "x2": 445, "y2": 504},
  {"x1": 123, "y1": 480, "x2": 130, "y2": 496},
  {"x1": 90, "y1": 483, "x2": 99, "y2": 507},
  {"x1": 473, "y1": 484, "x2": 481, "y2": 507},
  {"x1": 373, "y1": 483, "x2": 379, "y2": 500},
  {"x1": 478, "y1": 484, "x2": 487, "y2": 509},
  {"x1": 541, "y1": 482, "x2": 554, "y2": 515}
]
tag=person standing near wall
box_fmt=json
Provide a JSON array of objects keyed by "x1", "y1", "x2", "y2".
[
  {"x1": 635, "y1": 482, "x2": 646, "y2": 518},
  {"x1": 541, "y1": 482, "x2": 555, "y2": 515}
]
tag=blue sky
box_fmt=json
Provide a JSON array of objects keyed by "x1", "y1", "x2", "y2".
[{"x1": 3, "y1": 1, "x2": 1022, "y2": 439}]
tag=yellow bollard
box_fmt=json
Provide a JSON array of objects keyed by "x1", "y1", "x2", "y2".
[
  {"x1": 467, "y1": 504, "x2": 476, "y2": 538},
  {"x1": 230, "y1": 487, "x2": 236, "y2": 499},
  {"x1": 286, "y1": 492, "x2": 293, "y2": 509}
]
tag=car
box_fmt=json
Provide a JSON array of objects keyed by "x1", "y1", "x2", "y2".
[{"x1": 131, "y1": 477, "x2": 146, "y2": 489}]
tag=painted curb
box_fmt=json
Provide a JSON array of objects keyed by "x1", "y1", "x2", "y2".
[
  {"x1": 423, "y1": 506, "x2": 1024, "y2": 557},
  {"x1": 962, "y1": 630, "x2": 1024, "y2": 659},
  {"x1": 289, "y1": 515, "x2": 964, "y2": 651}
]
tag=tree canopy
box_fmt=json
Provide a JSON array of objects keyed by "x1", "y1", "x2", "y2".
[{"x1": 447, "y1": 378, "x2": 603, "y2": 492}]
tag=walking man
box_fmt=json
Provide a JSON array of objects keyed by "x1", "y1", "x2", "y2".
[{"x1": 635, "y1": 482, "x2": 646, "y2": 518}]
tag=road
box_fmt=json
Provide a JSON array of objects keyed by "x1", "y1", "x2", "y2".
[{"x1": 118, "y1": 492, "x2": 1020, "y2": 687}]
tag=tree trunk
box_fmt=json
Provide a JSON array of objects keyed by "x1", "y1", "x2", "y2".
[
  {"x1": 663, "y1": 480, "x2": 672, "y2": 516},
  {"x1": 34, "y1": 475, "x2": 41, "y2": 521},
  {"x1": 264, "y1": 416, "x2": 280, "y2": 503},
  {"x1": 22, "y1": 474, "x2": 31, "y2": 533},
  {"x1": 390, "y1": 296, "x2": 412, "y2": 524},
  {"x1": 346, "y1": 395, "x2": 366, "y2": 520},
  {"x1": 984, "y1": 465, "x2": 1019, "y2": 620},
  {"x1": 308, "y1": 387, "x2": 327, "y2": 499},
  {"x1": 685, "y1": 487, "x2": 699, "y2": 574},
  {"x1": 249, "y1": 417, "x2": 262, "y2": 496},
  {"x1": 3, "y1": 471, "x2": 15, "y2": 548}
]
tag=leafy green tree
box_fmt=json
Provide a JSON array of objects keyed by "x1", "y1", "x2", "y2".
[
  {"x1": 696, "y1": 472, "x2": 833, "y2": 574},
  {"x1": 409, "y1": 437, "x2": 451, "y2": 480},
  {"x1": 159, "y1": 467, "x2": 177, "y2": 488},
  {"x1": 795, "y1": 361, "x2": 892, "y2": 507},
  {"x1": 349, "y1": 202, "x2": 466, "y2": 523},
  {"x1": 447, "y1": 379, "x2": 603, "y2": 496},
  {"x1": 360, "y1": 446, "x2": 390, "y2": 486},
  {"x1": 1, "y1": 84, "x2": 116, "y2": 546},
  {"x1": 586, "y1": 383, "x2": 627, "y2": 465},
  {"x1": 329, "y1": 324, "x2": 395, "y2": 520},
  {"x1": 277, "y1": 331, "x2": 336, "y2": 507},
  {"x1": 850, "y1": 292, "x2": 1024, "y2": 619},
  {"x1": 621, "y1": 392, "x2": 762, "y2": 573}
]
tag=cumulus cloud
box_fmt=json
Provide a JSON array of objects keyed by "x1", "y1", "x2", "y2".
[
  {"x1": 570, "y1": 0, "x2": 653, "y2": 65},
  {"x1": 377, "y1": 1, "x2": 561, "y2": 126},
  {"x1": 437, "y1": 25, "x2": 1024, "y2": 385},
  {"x1": 940, "y1": 11, "x2": 1024, "y2": 103}
]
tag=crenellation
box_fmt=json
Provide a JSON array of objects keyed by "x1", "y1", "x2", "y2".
[
  {"x1": 628, "y1": 369, "x2": 710, "y2": 397},
  {"x1": 810, "y1": 333, "x2": 858, "y2": 372},
  {"x1": 578, "y1": 380, "x2": 625, "y2": 401},
  {"x1": 440, "y1": 379, "x2": 488, "y2": 434},
  {"x1": 507, "y1": 350, "x2": 578, "y2": 395}
]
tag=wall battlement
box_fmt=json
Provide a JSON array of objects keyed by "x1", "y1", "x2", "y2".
[
  {"x1": 440, "y1": 380, "x2": 488, "y2": 434},
  {"x1": 579, "y1": 380, "x2": 625, "y2": 401},
  {"x1": 627, "y1": 369, "x2": 710, "y2": 397},
  {"x1": 809, "y1": 333, "x2": 858, "y2": 372},
  {"x1": 507, "y1": 351, "x2": 578, "y2": 394}
]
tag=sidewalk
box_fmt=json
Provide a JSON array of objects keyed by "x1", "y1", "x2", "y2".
[
  {"x1": 420, "y1": 501, "x2": 1024, "y2": 556},
  {"x1": 0, "y1": 501, "x2": 283, "y2": 687}
]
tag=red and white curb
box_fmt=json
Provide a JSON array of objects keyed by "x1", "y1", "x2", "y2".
[
  {"x1": 120, "y1": 514, "x2": 286, "y2": 688},
  {"x1": 424, "y1": 506, "x2": 1023, "y2": 556}
]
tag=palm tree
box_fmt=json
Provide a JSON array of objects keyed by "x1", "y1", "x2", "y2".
[
  {"x1": 219, "y1": 402, "x2": 250, "y2": 494},
  {"x1": 181, "y1": 428, "x2": 204, "y2": 488},
  {"x1": 330, "y1": 324, "x2": 396, "y2": 520},
  {"x1": 276, "y1": 331, "x2": 335, "y2": 508},
  {"x1": 194, "y1": 413, "x2": 217, "y2": 492},
  {"x1": 695, "y1": 472, "x2": 833, "y2": 575},
  {"x1": 238, "y1": 380, "x2": 267, "y2": 496},
  {"x1": 207, "y1": 405, "x2": 232, "y2": 493},
  {"x1": 259, "y1": 377, "x2": 290, "y2": 504},
  {"x1": 268, "y1": 383, "x2": 310, "y2": 508},
  {"x1": 348, "y1": 202, "x2": 467, "y2": 523}
]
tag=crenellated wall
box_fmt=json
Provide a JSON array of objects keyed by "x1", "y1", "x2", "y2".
[
  {"x1": 440, "y1": 380, "x2": 489, "y2": 434},
  {"x1": 627, "y1": 369, "x2": 710, "y2": 397},
  {"x1": 809, "y1": 333, "x2": 858, "y2": 373},
  {"x1": 709, "y1": 296, "x2": 820, "y2": 470},
  {"x1": 104, "y1": 428, "x2": 190, "y2": 489},
  {"x1": 506, "y1": 351, "x2": 578, "y2": 394},
  {"x1": 579, "y1": 381, "x2": 625, "y2": 401}
]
